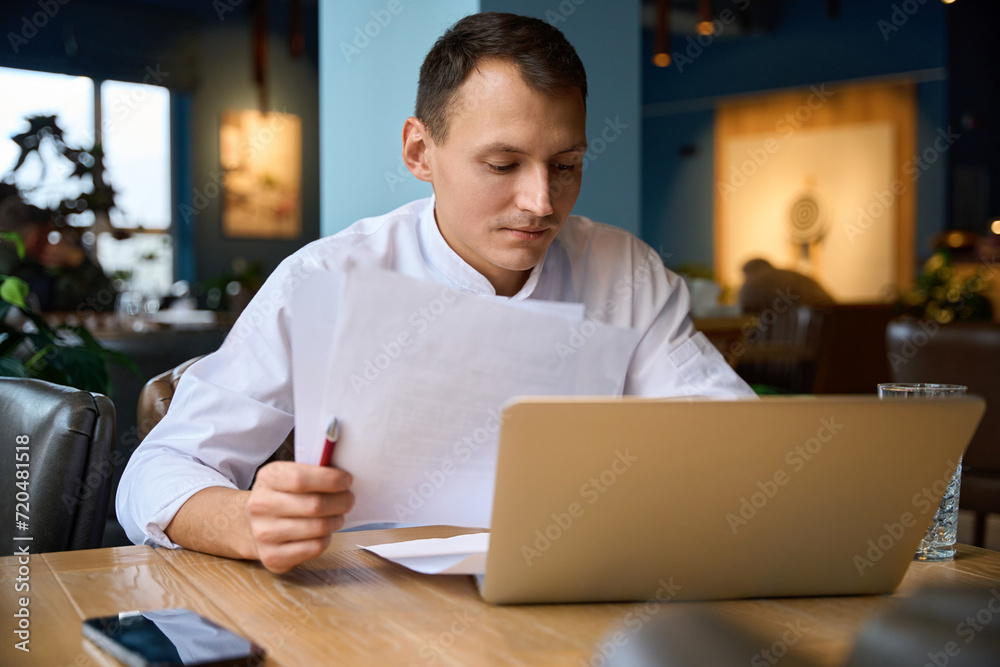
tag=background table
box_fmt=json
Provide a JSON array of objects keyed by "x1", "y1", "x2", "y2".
[{"x1": 3, "y1": 527, "x2": 1000, "y2": 666}]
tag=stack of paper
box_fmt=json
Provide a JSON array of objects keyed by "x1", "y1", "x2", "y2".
[{"x1": 292, "y1": 266, "x2": 638, "y2": 529}]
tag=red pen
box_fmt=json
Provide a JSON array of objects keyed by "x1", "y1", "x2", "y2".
[{"x1": 319, "y1": 416, "x2": 339, "y2": 467}]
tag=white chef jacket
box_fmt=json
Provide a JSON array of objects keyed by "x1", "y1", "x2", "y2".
[{"x1": 117, "y1": 197, "x2": 753, "y2": 547}]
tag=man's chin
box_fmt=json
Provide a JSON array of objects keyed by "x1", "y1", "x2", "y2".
[{"x1": 491, "y1": 250, "x2": 548, "y2": 273}]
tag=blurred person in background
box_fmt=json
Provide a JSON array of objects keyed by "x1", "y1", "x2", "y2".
[
  {"x1": 0, "y1": 183, "x2": 114, "y2": 312},
  {"x1": 739, "y1": 258, "x2": 835, "y2": 313}
]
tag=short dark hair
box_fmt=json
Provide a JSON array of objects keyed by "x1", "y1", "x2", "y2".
[{"x1": 416, "y1": 12, "x2": 587, "y2": 143}]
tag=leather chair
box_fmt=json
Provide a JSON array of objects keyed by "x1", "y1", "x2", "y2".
[
  {"x1": 0, "y1": 378, "x2": 116, "y2": 553},
  {"x1": 886, "y1": 318, "x2": 1000, "y2": 547},
  {"x1": 138, "y1": 356, "x2": 294, "y2": 461}
]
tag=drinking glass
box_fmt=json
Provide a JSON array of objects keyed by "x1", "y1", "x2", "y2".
[{"x1": 877, "y1": 383, "x2": 967, "y2": 561}]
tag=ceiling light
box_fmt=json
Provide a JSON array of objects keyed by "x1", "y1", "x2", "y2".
[{"x1": 653, "y1": 0, "x2": 672, "y2": 68}]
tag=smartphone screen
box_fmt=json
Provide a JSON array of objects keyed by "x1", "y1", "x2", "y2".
[{"x1": 82, "y1": 608, "x2": 265, "y2": 667}]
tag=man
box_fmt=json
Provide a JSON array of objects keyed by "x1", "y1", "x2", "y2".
[
  {"x1": 739, "y1": 258, "x2": 835, "y2": 313},
  {"x1": 118, "y1": 12, "x2": 753, "y2": 574}
]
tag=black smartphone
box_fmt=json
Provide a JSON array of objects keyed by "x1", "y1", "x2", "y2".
[{"x1": 82, "y1": 608, "x2": 265, "y2": 667}]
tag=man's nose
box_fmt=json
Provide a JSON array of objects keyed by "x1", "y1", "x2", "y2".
[{"x1": 514, "y1": 165, "x2": 554, "y2": 218}]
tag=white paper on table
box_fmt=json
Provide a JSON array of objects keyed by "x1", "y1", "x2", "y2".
[
  {"x1": 362, "y1": 533, "x2": 489, "y2": 575},
  {"x1": 292, "y1": 266, "x2": 640, "y2": 529}
]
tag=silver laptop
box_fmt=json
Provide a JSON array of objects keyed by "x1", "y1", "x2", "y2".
[{"x1": 480, "y1": 395, "x2": 985, "y2": 604}]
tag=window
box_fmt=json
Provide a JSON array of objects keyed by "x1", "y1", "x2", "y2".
[
  {"x1": 0, "y1": 66, "x2": 173, "y2": 294},
  {"x1": 0, "y1": 68, "x2": 95, "y2": 215},
  {"x1": 100, "y1": 80, "x2": 171, "y2": 231}
]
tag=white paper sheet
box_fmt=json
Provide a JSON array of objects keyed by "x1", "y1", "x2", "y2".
[
  {"x1": 292, "y1": 266, "x2": 640, "y2": 529},
  {"x1": 362, "y1": 533, "x2": 489, "y2": 575}
]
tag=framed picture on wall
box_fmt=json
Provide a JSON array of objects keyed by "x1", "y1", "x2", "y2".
[
  {"x1": 219, "y1": 109, "x2": 302, "y2": 239},
  {"x1": 713, "y1": 82, "x2": 918, "y2": 300}
]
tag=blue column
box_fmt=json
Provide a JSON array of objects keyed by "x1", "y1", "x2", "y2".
[{"x1": 319, "y1": 1, "x2": 479, "y2": 236}]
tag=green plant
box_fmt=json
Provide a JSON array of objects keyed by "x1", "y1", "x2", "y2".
[
  {"x1": 1, "y1": 233, "x2": 136, "y2": 394},
  {"x1": 8, "y1": 115, "x2": 123, "y2": 236},
  {"x1": 895, "y1": 250, "x2": 994, "y2": 323}
]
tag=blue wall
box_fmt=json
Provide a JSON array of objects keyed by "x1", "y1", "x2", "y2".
[
  {"x1": 187, "y1": 4, "x2": 321, "y2": 282},
  {"x1": 642, "y1": 108, "x2": 715, "y2": 270},
  {"x1": 319, "y1": 0, "x2": 477, "y2": 236},
  {"x1": 319, "y1": 0, "x2": 642, "y2": 237},
  {"x1": 643, "y1": 0, "x2": 950, "y2": 271}
]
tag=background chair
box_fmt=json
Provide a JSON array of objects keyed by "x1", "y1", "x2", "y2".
[
  {"x1": 0, "y1": 377, "x2": 116, "y2": 553},
  {"x1": 886, "y1": 318, "x2": 1000, "y2": 547},
  {"x1": 735, "y1": 305, "x2": 827, "y2": 393},
  {"x1": 137, "y1": 356, "x2": 294, "y2": 460},
  {"x1": 733, "y1": 303, "x2": 895, "y2": 394}
]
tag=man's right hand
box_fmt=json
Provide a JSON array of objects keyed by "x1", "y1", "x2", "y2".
[
  {"x1": 246, "y1": 461, "x2": 355, "y2": 573},
  {"x1": 164, "y1": 462, "x2": 354, "y2": 574}
]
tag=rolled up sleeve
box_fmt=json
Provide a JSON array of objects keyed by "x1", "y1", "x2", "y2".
[{"x1": 116, "y1": 257, "x2": 307, "y2": 547}]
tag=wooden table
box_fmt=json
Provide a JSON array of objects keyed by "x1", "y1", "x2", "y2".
[{"x1": 4, "y1": 527, "x2": 1000, "y2": 666}]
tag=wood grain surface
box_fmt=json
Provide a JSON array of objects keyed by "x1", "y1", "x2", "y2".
[{"x1": 3, "y1": 527, "x2": 999, "y2": 667}]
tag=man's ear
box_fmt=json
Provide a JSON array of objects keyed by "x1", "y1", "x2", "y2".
[{"x1": 402, "y1": 117, "x2": 433, "y2": 183}]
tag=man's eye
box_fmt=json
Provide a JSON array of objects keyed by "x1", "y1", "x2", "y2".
[
  {"x1": 552, "y1": 163, "x2": 576, "y2": 172},
  {"x1": 487, "y1": 163, "x2": 515, "y2": 174}
]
